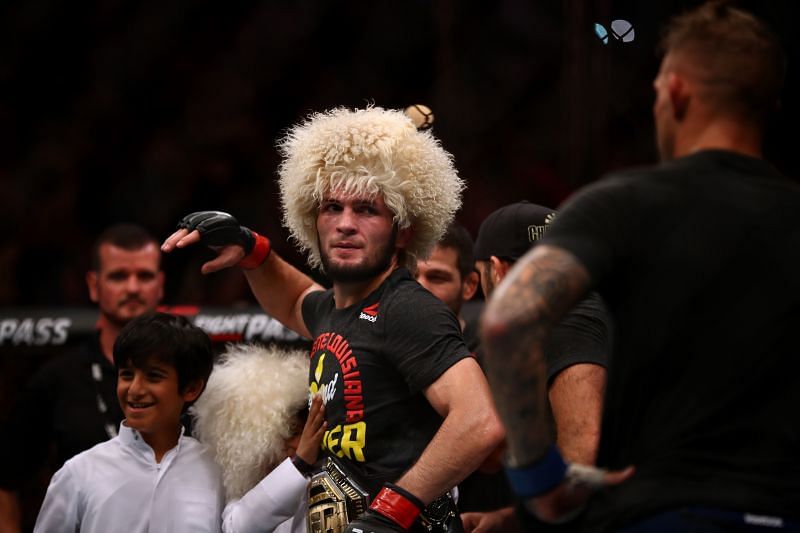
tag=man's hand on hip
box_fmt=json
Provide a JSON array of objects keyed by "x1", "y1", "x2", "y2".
[{"x1": 345, "y1": 483, "x2": 425, "y2": 533}]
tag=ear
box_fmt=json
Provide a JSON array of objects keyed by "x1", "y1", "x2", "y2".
[
  {"x1": 86, "y1": 271, "x2": 99, "y2": 303},
  {"x1": 462, "y1": 270, "x2": 479, "y2": 301},
  {"x1": 667, "y1": 72, "x2": 690, "y2": 121},
  {"x1": 396, "y1": 225, "x2": 414, "y2": 249},
  {"x1": 489, "y1": 256, "x2": 511, "y2": 283},
  {"x1": 181, "y1": 379, "x2": 205, "y2": 404}
]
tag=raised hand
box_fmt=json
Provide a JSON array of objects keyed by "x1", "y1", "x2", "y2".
[{"x1": 161, "y1": 211, "x2": 270, "y2": 274}]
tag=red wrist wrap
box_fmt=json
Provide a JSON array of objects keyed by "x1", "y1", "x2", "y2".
[
  {"x1": 369, "y1": 486, "x2": 421, "y2": 530},
  {"x1": 238, "y1": 233, "x2": 271, "y2": 269}
]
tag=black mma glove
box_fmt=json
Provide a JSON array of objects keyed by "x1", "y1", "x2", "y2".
[
  {"x1": 345, "y1": 483, "x2": 424, "y2": 533},
  {"x1": 177, "y1": 211, "x2": 271, "y2": 269}
]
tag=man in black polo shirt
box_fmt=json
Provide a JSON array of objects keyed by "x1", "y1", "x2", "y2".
[{"x1": 462, "y1": 202, "x2": 609, "y2": 532}]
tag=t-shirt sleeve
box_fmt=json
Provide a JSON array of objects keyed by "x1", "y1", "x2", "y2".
[
  {"x1": 301, "y1": 289, "x2": 331, "y2": 336},
  {"x1": 544, "y1": 291, "x2": 611, "y2": 381},
  {"x1": 541, "y1": 176, "x2": 637, "y2": 288},
  {"x1": 382, "y1": 286, "x2": 472, "y2": 394}
]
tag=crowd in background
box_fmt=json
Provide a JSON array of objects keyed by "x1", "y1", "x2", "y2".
[{"x1": 2, "y1": 0, "x2": 797, "y2": 310}]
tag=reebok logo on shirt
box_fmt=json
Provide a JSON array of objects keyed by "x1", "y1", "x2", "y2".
[{"x1": 359, "y1": 302, "x2": 379, "y2": 323}]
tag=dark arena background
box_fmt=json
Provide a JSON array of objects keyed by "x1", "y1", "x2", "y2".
[{"x1": 0, "y1": 0, "x2": 798, "y2": 529}]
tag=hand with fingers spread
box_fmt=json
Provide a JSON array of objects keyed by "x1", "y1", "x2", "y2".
[{"x1": 161, "y1": 211, "x2": 271, "y2": 274}]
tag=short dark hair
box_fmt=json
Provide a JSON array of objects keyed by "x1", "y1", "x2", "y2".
[
  {"x1": 437, "y1": 222, "x2": 475, "y2": 279},
  {"x1": 113, "y1": 312, "x2": 213, "y2": 397},
  {"x1": 660, "y1": 1, "x2": 785, "y2": 122},
  {"x1": 91, "y1": 224, "x2": 160, "y2": 271}
]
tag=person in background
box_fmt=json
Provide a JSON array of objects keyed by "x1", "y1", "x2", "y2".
[
  {"x1": 191, "y1": 343, "x2": 325, "y2": 533},
  {"x1": 463, "y1": 201, "x2": 609, "y2": 532},
  {"x1": 481, "y1": 4, "x2": 798, "y2": 531},
  {"x1": 414, "y1": 221, "x2": 480, "y2": 352},
  {"x1": 0, "y1": 223, "x2": 164, "y2": 533},
  {"x1": 34, "y1": 312, "x2": 222, "y2": 533}
]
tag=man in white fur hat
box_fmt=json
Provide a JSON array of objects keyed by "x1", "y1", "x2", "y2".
[{"x1": 163, "y1": 106, "x2": 504, "y2": 533}]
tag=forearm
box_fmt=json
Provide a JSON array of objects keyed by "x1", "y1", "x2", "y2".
[
  {"x1": 548, "y1": 363, "x2": 605, "y2": 464},
  {"x1": 396, "y1": 385, "x2": 504, "y2": 503},
  {"x1": 481, "y1": 245, "x2": 591, "y2": 467},
  {"x1": 244, "y1": 251, "x2": 323, "y2": 338},
  {"x1": 397, "y1": 359, "x2": 504, "y2": 505},
  {"x1": 222, "y1": 458, "x2": 307, "y2": 533},
  {"x1": 0, "y1": 489, "x2": 21, "y2": 533}
]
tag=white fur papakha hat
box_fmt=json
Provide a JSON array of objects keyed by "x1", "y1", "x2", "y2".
[
  {"x1": 190, "y1": 344, "x2": 308, "y2": 502},
  {"x1": 278, "y1": 106, "x2": 465, "y2": 270}
]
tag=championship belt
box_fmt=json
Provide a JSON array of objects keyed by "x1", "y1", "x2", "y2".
[
  {"x1": 307, "y1": 457, "x2": 460, "y2": 533},
  {"x1": 307, "y1": 457, "x2": 370, "y2": 533}
]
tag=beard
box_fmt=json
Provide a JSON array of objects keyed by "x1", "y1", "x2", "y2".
[
  {"x1": 104, "y1": 297, "x2": 149, "y2": 328},
  {"x1": 319, "y1": 226, "x2": 398, "y2": 283}
]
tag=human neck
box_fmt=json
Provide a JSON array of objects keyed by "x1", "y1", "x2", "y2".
[
  {"x1": 332, "y1": 264, "x2": 399, "y2": 309},
  {"x1": 96, "y1": 315, "x2": 122, "y2": 364},
  {"x1": 674, "y1": 115, "x2": 763, "y2": 160},
  {"x1": 139, "y1": 425, "x2": 181, "y2": 463}
]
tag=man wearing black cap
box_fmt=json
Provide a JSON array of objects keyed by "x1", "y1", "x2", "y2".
[
  {"x1": 459, "y1": 202, "x2": 609, "y2": 532},
  {"x1": 473, "y1": 201, "x2": 608, "y2": 467}
]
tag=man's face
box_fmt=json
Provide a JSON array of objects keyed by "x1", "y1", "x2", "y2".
[
  {"x1": 653, "y1": 55, "x2": 677, "y2": 161},
  {"x1": 416, "y1": 245, "x2": 465, "y2": 315},
  {"x1": 475, "y1": 260, "x2": 496, "y2": 299},
  {"x1": 317, "y1": 192, "x2": 406, "y2": 283},
  {"x1": 87, "y1": 243, "x2": 164, "y2": 327}
]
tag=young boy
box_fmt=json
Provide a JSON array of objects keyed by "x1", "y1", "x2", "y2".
[
  {"x1": 34, "y1": 312, "x2": 224, "y2": 533},
  {"x1": 190, "y1": 343, "x2": 326, "y2": 533}
]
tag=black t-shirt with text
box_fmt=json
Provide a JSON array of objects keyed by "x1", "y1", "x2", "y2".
[{"x1": 302, "y1": 267, "x2": 472, "y2": 496}]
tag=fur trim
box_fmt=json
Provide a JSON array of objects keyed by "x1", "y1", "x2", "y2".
[
  {"x1": 278, "y1": 106, "x2": 464, "y2": 269},
  {"x1": 190, "y1": 343, "x2": 308, "y2": 501}
]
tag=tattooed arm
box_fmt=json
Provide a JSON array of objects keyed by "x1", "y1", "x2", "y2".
[
  {"x1": 481, "y1": 244, "x2": 592, "y2": 466},
  {"x1": 481, "y1": 244, "x2": 632, "y2": 521}
]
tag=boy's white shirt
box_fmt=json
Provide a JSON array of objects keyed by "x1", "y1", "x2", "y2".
[
  {"x1": 222, "y1": 457, "x2": 308, "y2": 533},
  {"x1": 34, "y1": 422, "x2": 224, "y2": 533}
]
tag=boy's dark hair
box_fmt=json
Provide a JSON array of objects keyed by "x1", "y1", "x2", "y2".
[
  {"x1": 114, "y1": 312, "x2": 213, "y2": 397},
  {"x1": 660, "y1": 1, "x2": 785, "y2": 123},
  {"x1": 437, "y1": 222, "x2": 475, "y2": 279},
  {"x1": 91, "y1": 223, "x2": 160, "y2": 271}
]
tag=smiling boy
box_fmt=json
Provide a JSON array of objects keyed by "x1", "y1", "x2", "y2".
[{"x1": 33, "y1": 312, "x2": 223, "y2": 533}]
